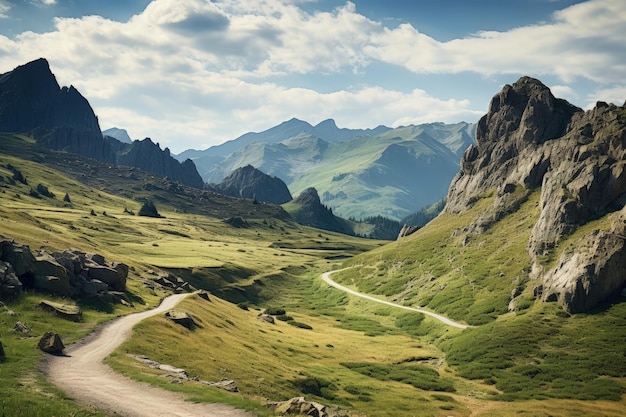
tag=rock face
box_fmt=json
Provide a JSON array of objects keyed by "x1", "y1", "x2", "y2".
[
  {"x1": 210, "y1": 164, "x2": 293, "y2": 204},
  {"x1": 0, "y1": 58, "x2": 205, "y2": 189},
  {"x1": 444, "y1": 76, "x2": 626, "y2": 313},
  {"x1": 38, "y1": 331, "x2": 65, "y2": 354},
  {"x1": 291, "y1": 188, "x2": 353, "y2": 235},
  {"x1": 397, "y1": 224, "x2": 419, "y2": 239}
]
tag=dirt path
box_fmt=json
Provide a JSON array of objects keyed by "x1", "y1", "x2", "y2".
[
  {"x1": 43, "y1": 293, "x2": 254, "y2": 417},
  {"x1": 322, "y1": 269, "x2": 469, "y2": 329}
]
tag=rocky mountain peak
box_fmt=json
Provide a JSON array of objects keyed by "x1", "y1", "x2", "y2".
[
  {"x1": 476, "y1": 76, "x2": 580, "y2": 150},
  {"x1": 210, "y1": 165, "x2": 292, "y2": 204},
  {"x1": 444, "y1": 76, "x2": 626, "y2": 313}
]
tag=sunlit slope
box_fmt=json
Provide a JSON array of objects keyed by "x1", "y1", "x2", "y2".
[{"x1": 331, "y1": 188, "x2": 626, "y2": 404}]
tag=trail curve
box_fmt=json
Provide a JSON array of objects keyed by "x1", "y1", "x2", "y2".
[
  {"x1": 43, "y1": 293, "x2": 253, "y2": 417},
  {"x1": 322, "y1": 269, "x2": 468, "y2": 329}
]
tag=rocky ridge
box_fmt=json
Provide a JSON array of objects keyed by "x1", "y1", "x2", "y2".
[
  {"x1": 0, "y1": 58, "x2": 203, "y2": 188},
  {"x1": 445, "y1": 76, "x2": 626, "y2": 313}
]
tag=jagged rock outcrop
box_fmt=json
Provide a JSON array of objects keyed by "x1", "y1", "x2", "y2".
[
  {"x1": 397, "y1": 224, "x2": 419, "y2": 239},
  {"x1": 117, "y1": 138, "x2": 204, "y2": 188},
  {"x1": 0, "y1": 58, "x2": 205, "y2": 189},
  {"x1": 210, "y1": 164, "x2": 292, "y2": 204},
  {"x1": 0, "y1": 237, "x2": 129, "y2": 303},
  {"x1": 444, "y1": 76, "x2": 626, "y2": 313},
  {"x1": 291, "y1": 188, "x2": 354, "y2": 235}
]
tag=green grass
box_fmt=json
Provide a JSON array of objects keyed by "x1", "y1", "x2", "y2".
[{"x1": 3, "y1": 134, "x2": 626, "y2": 416}]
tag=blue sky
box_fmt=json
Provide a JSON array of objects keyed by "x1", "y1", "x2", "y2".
[{"x1": 0, "y1": 0, "x2": 624, "y2": 153}]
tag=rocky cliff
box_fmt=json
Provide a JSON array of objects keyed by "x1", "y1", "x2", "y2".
[
  {"x1": 445, "y1": 76, "x2": 626, "y2": 313},
  {"x1": 117, "y1": 138, "x2": 204, "y2": 189},
  {"x1": 210, "y1": 165, "x2": 292, "y2": 204},
  {"x1": 0, "y1": 58, "x2": 205, "y2": 189}
]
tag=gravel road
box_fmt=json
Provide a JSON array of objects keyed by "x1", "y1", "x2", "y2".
[
  {"x1": 43, "y1": 293, "x2": 254, "y2": 417},
  {"x1": 322, "y1": 268, "x2": 469, "y2": 329}
]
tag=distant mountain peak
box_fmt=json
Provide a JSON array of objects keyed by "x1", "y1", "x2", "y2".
[{"x1": 210, "y1": 165, "x2": 292, "y2": 204}]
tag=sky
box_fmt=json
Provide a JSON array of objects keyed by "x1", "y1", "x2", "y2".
[{"x1": 0, "y1": 0, "x2": 624, "y2": 154}]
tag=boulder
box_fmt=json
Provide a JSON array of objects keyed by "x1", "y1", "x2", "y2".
[
  {"x1": 38, "y1": 331, "x2": 65, "y2": 354},
  {"x1": 164, "y1": 310, "x2": 198, "y2": 330},
  {"x1": 34, "y1": 275, "x2": 72, "y2": 297},
  {"x1": 196, "y1": 290, "x2": 211, "y2": 301},
  {"x1": 39, "y1": 300, "x2": 82, "y2": 322},
  {"x1": 13, "y1": 321, "x2": 31, "y2": 333},
  {"x1": 0, "y1": 240, "x2": 35, "y2": 276},
  {"x1": 267, "y1": 397, "x2": 329, "y2": 417},
  {"x1": 0, "y1": 260, "x2": 22, "y2": 299},
  {"x1": 207, "y1": 379, "x2": 238, "y2": 393},
  {"x1": 52, "y1": 249, "x2": 85, "y2": 276},
  {"x1": 258, "y1": 313, "x2": 275, "y2": 324},
  {"x1": 88, "y1": 264, "x2": 125, "y2": 291}
]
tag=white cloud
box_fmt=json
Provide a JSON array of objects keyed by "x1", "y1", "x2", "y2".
[
  {"x1": 0, "y1": 1, "x2": 10, "y2": 18},
  {"x1": 41, "y1": 0, "x2": 57, "y2": 5},
  {"x1": 0, "y1": 0, "x2": 623, "y2": 153}
]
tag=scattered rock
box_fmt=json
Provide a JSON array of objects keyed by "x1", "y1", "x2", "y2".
[
  {"x1": 0, "y1": 260, "x2": 22, "y2": 299},
  {"x1": 267, "y1": 397, "x2": 349, "y2": 417},
  {"x1": 196, "y1": 290, "x2": 210, "y2": 301},
  {"x1": 205, "y1": 379, "x2": 239, "y2": 393},
  {"x1": 164, "y1": 310, "x2": 198, "y2": 330},
  {"x1": 13, "y1": 320, "x2": 31, "y2": 333},
  {"x1": 38, "y1": 331, "x2": 65, "y2": 354},
  {"x1": 258, "y1": 313, "x2": 275, "y2": 324},
  {"x1": 39, "y1": 300, "x2": 82, "y2": 322}
]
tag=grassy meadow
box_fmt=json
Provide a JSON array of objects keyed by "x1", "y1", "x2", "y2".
[{"x1": 1, "y1": 134, "x2": 626, "y2": 416}]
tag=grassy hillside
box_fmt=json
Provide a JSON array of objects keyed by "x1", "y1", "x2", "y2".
[
  {"x1": 1, "y1": 134, "x2": 625, "y2": 417},
  {"x1": 330, "y1": 186, "x2": 626, "y2": 408}
]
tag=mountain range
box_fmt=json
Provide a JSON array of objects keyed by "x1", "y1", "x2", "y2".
[
  {"x1": 0, "y1": 58, "x2": 203, "y2": 188},
  {"x1": 177, "y1": 118, "x2": 475, "y2": 221}
]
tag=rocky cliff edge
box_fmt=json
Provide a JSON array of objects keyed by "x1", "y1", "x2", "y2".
[{"x1": 445, "y1": 76, "x2": 626, "y2": 313}]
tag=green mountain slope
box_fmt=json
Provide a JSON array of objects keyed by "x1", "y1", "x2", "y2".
[{"x1": 202, "y1": 122, "x2": 474, "y2": 221}]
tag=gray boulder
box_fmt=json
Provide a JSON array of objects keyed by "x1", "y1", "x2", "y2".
[
  {"x1": 88, "y1": 264, "x2": 126, "y2": 291},
  {"x1": 39, "y1": 300, "x2": 82, "y2": 322},
  {"x1": 267, "y1": 397, "x2": 339, "y2": 417},
  {"x1": 0, "y1": 260, "x2": 22, "y2": 298},
  {"x1": 164, "y1": 310, "x2": 198, "y2": 330},
  {"x1": 38, "y1": 331, "x2": 65, "y2": 354},
  {"x1": 0, "y1": 240, "x2": 35, "y2": 276}
]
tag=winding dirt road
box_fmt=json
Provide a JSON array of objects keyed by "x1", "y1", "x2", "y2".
[
  {"x1": 43, "y1": 293, "x2": 254, "y2": 417},
  {"x1": 322, "y1": 269, "x2": 469, "y2": 329}
]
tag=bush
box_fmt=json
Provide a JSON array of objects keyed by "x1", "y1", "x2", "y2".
[
  {"x1": 264, "y1": 307, "x2": 286, "y2": 316},
  {"x1": 287, "y1": 320, "x2": 313, "y2": 330}
]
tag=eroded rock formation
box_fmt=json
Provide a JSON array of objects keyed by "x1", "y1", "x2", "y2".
[{"x1": 445, "y1": 76, "x2": 626, "y2": 312}]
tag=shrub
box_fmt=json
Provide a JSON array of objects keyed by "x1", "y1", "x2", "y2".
[
  {"x1": 287, "y1": 321, "x2": 313, "y2": 330},
  {"x1": 264, "y1": 307, "x2": 286, "y2": 316}
]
